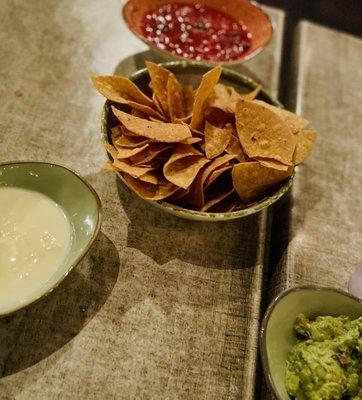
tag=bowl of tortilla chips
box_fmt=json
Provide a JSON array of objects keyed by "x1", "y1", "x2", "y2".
[{"x1": 92, "y1": 61, "x2": 315, "y2": 221}]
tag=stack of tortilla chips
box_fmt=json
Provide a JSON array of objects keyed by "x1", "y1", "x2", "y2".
[{"x1": 92, "y1": 62, "x2": 315, "y2": 212}]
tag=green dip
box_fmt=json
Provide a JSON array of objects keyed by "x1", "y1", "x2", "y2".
[{"x1": 285, "y1": 314, "x2": 362, "y2": 400}]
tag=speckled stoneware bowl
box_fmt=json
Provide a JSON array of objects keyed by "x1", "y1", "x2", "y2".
[
  {"x1": 0, "y1": 162, "x2": 102, "y2": 317},
  {"x1": 102, "y1": 61, "x2": 294, "y2": 222},
  {"x1": 260, "y1": 286, "x2": 362, "y2": 400},
  {"x1": 122, "y1": 0, "x2": 273, "y2": 65}
]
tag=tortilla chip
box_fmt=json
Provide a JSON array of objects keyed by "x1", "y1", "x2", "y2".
[
  {"x1": 204, "y1": 154, "x2": 234, "y2": 173},
  {"x1": 116, "y1": 144, "x2": 149, "y2": 159},
  {"x1": 255, "y1": 157, "x2": 289, "y2": 171},
  {"x1": 112, "y1": 107, "x2": 192, "y2": 142},
  {"x1": 116, "y1": 97, "x2": 165, "y2": 120},
  {"x1": 253, "y1": 100, "x2": 309, "y2": 133},
  {"x1": 168, "y1": 187, "x2": 190, "y2": 201},
  {"x1": 201, "y1": 188, "x2": 235, "y2": 212},
  {"x1": 137, "y1": 171, "x2": 158, "y2": 185},
  {"x1": 131, "y1": 109, "x2": 148, "y2": 118},
  {"x1": 104, "y1": 142, "x2": 118, "y2": 160},
  {"x1": 293, "y1": 130, "x2": 316, "y2": 164},
  {"x1": 102, "y1": 161, "x2": 118, "y2": 172},
  {"x1": 181, "y1": 137, "x2": 202, "y2": 145},
  {"x1": 175, "y1": 114, "x2": 192, "y2": 124},
  {"x1": 164, "y1": 143, "x2": 202, "y2": 160},
  {"x1": 187, "y1": 125, "x2": 205, "y2": 138},
  {"x1": 204, "y1": 122, "x2": 232, "y2": 159},
  {"x1": 149, "y1": 117, "x2": 165, "y2": 123},
  {"x1": 275, "y1": 108, "x2": 309, "y2": 133},
  {"x1": 114, "y1": 134, "x2": 151, "y2": 148},
  {"x1": 204, "y1": 164, "x2": 233, "y2": 198},
  {"x1": 206, "y1": 83, "x2": 242, "y2": 114},
  {"x1": 117, "y1": 126, "x2": 139, "y2": 137},
  {"x1": 240, "y1": 85, "x2": 261, "y2": 100},
  {"x1": 112, "y1": 159, "x2": 153, "y2": 178},
  {"x1": 205, "y1": 84, "x2": 260, "y2": 116},
  {"x1": 146, "y1": 62, "x2": 170, "y2": 117},
  {"x1": 111, "y1": 126, "x2": 123, "y2": 140},
  {"x1": 225, "y1": 135, "x2": 247, "y2": 163},
  {"x1": 204, "y1": 107, "x2": 234, "y2": 127},
  {"x1": 91, "y1": 75, "x2": 153, "y2": 107},
  {"x1": 191, "y1": 66, "x2": 222, "y2": 130},
  {"x1": 179, "y1": 122, "x2": 204, "y2": 139},
  {"x1": 204, "y1": 164, "x2": 233, "y2": 189},
  {"x1": 124, "y1": 173, "x2": 179, "y2": 201},
  {"x1": 164, "y1": 156, "x2": 210, "y2": 190},
  {"x1": 181, "y1": 154, "x2": 234, "y2": 208},
  {"x1": 235, "y1": 99, "x2": 296, "y2": 164},
  {"x1": 135, "y1": 159, "x2": 163, "y2": 170},
  {"x1": 163, "y1": 144, "x2": 209, "y2": 189},
  {"x1": 130, "y1": 143, "x2": 174, "y2": 165},
  {"x1": 183, "y1": 85, "x2": 194, "y2": 116},
  {"x1": 227, "y1": 122, "x2": 238, "y2": 135},
  {"x1": 167, "y1": 73, "x2": 185, "y2": 122},
  {"x1": 152, "y1": 92, "x2": 165, "y2": 116},
  {"x1": 232, "y1": 161, "x2": 293, "y2": 202}
]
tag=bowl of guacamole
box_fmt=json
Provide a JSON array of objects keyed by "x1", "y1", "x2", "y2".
[{"x1": 260, "y1": 286, "x2": 362, "y2": 400}]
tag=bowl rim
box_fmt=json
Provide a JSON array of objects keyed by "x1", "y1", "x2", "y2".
[
  {"x1": 127, "y1": 60, "x2": 284, "y2": 105},
  {"x1": 121, "y1": 0, "x2": 274, "y2": 65},
  {"x1": 0, "y1": 161, "x2": 103, "y2": 318},
  {"x1": 259, "y1": 285, "x2": 362, "y2": 400},
  {"x1": 102, "y1": 60, "x2": 294, "y2": 221}
]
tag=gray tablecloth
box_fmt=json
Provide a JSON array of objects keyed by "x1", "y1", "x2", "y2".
[{"x1": 0, "y1": 1, "x2": 284, "y2": 399}]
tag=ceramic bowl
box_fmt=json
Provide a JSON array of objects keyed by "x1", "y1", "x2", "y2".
[
  {"x1": 260, "y1": 286, "x2": 362, "y2": 400},
  {"x1": 102, "y1": 61, "x2": 294, "y2": 221},
  {"x1": 0, "y1": 162, "x2": 102, "y2": 317},
  {"x1": 122, "y1": 0, "x2": 273, "y2": 65}
]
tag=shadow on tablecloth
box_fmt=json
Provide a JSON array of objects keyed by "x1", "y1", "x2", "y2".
[{"x1": 116, "y1": 178, "x2": 261, "y2": 270}]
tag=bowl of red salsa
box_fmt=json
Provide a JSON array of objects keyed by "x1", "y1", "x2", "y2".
[{"x1": 123, "y1": 0, "x2": 273, "y2": 64}]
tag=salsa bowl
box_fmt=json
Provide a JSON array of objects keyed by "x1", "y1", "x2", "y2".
[{"x1": 122, "y1": 0, "x2": 273, "y2": 65}]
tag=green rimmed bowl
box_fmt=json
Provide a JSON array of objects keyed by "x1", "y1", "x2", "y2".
[
  {"x1": 260, "y1": 286, "x2": 362, "y2": 400},
  {"x1": 0, "y1": 162, "x2": 102, "y2": 317},
  {"x1": 102, "y1": 61, "x2": 294, "y2": 221}
]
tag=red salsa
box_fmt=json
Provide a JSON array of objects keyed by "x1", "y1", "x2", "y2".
[{"x1": 141, "y1": 3, "x2": 252, "y2": 62}]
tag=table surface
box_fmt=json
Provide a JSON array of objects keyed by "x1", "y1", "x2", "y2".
[{"x1": 0, "y1": 1, "x2": 361, "y2": 400}]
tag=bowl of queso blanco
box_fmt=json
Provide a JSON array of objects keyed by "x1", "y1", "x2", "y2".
[{"x1": 0, "y1": 162, "x2": 102, "y2": 317}]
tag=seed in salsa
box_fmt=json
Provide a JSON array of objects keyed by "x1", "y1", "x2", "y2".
[{"x1": 141, "y1": 3, "x2": 252, "y2": 62}]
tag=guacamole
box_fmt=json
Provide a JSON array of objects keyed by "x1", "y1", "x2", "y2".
[{"x1": 285, "y1": 314, "x2": 362, "y2": 400}]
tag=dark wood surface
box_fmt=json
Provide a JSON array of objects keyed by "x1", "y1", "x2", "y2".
[{"x1": 261, "y1": 0, "x2": 362, "y2": 37}]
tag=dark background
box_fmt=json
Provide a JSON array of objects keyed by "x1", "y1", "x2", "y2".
[
  {"x1": 261, "y1": 0, "x2": 362, "y2": 37},
  {"x1": 260, "y1": 0, "x2": 361, "y2": 104}
]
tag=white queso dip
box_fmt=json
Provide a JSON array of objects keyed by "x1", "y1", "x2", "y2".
[{"x1": 0, "y1": 187, "x2": 71, "y2": 311}]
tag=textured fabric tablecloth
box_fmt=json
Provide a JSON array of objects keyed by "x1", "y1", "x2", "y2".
[
  {"x1": 268, "y1": 21, "x2": 362, "y2": 298},
  {"x1": 263, "y1": 21, "x2": 362, "y2": 400},
  {"x1": 0, "y1": 1, "x2": 285, "y2": 399}
]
